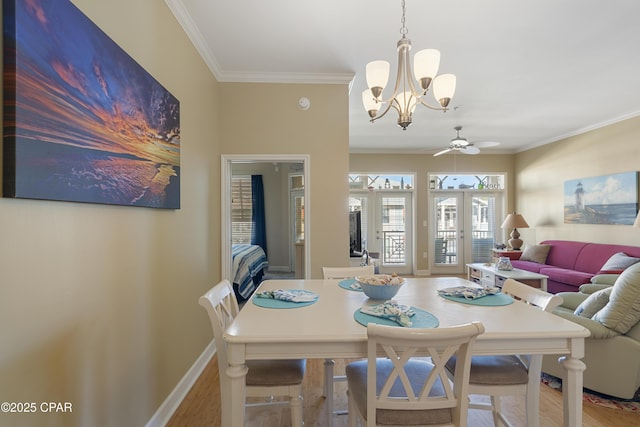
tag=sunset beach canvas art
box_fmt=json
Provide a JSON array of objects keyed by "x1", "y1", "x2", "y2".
[{"x1": 3, "y1": 0, "x2": 180, "y2": 208}]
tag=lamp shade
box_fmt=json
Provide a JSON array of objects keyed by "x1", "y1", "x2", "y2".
[
  {"x1": 501, "y1": 213, "x2": 529, "y2": 230},
  {"x1": 413, "y1": 49, "x2": 440, "y2": 82},
  {"x1": 501, "y1": 213, "x2": 529, "y2": 250},
  {"x1": 432, "y1": 73, "x2": 456, "y2": 108},
  {"x1": 362, "y1": 89, "x2": 381, "y2": 114},
  {"x1": 634, "y1": 211, "x2": 640, "y2": 228},
  {"x1": 366, "y1": 60, "x2": 390, "y2": 93}
]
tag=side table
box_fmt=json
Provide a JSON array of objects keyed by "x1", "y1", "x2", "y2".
[
  {"x1": 491, "y1": 249, "x2": 522, "y2": 263},
  {"x1": 467, "y1": 263, "x2": 548, "y2": 291}
]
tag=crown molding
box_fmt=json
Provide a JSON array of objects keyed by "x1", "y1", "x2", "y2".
[{"x1": 164, "y1": 0, "x2": 354, "y2": 85}]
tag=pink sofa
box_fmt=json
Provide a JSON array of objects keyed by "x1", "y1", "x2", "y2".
[{"x1": 511, "y1": 240, "x2": 640, "y2": 294}]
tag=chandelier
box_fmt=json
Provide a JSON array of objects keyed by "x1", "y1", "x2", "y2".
[{"x1": 362, "y1": 0, "x2": 456, "y2": 130}]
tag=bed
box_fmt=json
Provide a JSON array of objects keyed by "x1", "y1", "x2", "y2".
[{"x1": 232, "y1": 244, "x2": 268, "y2": 301}]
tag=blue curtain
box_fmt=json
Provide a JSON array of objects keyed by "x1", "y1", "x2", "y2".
[{"x1": 251, "y1": 175, "x2": 267, "y2": 253}]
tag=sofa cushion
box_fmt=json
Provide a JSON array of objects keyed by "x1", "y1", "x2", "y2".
[
  {"x1": 538, "y1": 267, "x2": 594, "y2": 287},
  {"x1": 597, "y1": 252, "x2": 640, "y2": 274},
  {"x1": 574, "y1": 287, "x2": 612, "y2": 318},
  {"x1": 519, "y1": 244, "x2": 551, "y2": 264},
  {"x1": 593, "y1": 262, "x2": 640, "y2": 334},
  {"x1": 574, "y1": 243, "x2": 640, "y2": 275},
  {"x1": 510, "y1": 260, "x2": 544, "y2": 273},
  {"x1": 540, "y1": 240, "x2": 588, "y2": 270}
]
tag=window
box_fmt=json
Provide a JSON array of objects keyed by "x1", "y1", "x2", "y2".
[
  {"x1": 429, "y1": 174, "x2": 504, "y2": 190},
  {"x1": 231, "y1": 176, "x2": 252, "y2": 244}
]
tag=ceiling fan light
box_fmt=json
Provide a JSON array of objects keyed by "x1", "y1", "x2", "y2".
[
  {"x1": 453, "y1": 137, "x2": 469, "y2": 146},
  {"x1": 413, "y1": 49, "x2": 440, "y2": 90},
  {"x1": 365, "y1": 60, "x2": 390, "y2": 96},
  {"x1": 362, "y1": 89, "x2": 381, "y2": 118},
  {"x1": 433, "y1": 73, "x2": 456, "y2": 108}
]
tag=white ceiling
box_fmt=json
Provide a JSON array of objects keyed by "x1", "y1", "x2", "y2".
[{"x1": 166, "y1": 0, "x2": 640, "y2": 155}]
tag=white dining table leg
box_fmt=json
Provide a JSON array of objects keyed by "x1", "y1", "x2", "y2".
[
  {"x1": 559, "y1": 353, "x2": 586, "y2": 427},
  {"x1": 225, "y1": 344, "x2": 248, "y2": 427}
]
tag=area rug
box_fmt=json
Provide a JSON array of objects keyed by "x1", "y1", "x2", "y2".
[{"x1": 541, "y1": 373, "x2": 639, "y2": 413}]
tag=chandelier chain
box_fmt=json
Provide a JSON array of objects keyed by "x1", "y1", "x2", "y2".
[{"x1": 400, "y1": 0, "x2": 408, "y2": 37}]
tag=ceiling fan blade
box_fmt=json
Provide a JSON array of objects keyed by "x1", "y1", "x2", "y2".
[
  {"x1": 462, "y1": 146, "x2": 480, "y2": 155},
  {"x1": 433, "y1": 148, "x2": 453, "y2": 157},
  {"x1": 474, "y1": 141, "x2": 500, "y2": 148}
]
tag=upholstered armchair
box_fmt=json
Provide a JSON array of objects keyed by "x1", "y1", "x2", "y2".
[{"x1": 541, "y1": 263, "x2": 640, "y2": 399}]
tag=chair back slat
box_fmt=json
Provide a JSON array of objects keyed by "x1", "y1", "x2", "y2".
[
  {"x1": 502, "y1": 279, "x2": 563, "y2": 312},
  {"x1": 365, "y1": 322, "x2": 485, "y2": 425},
  {"x1": 322, "y1": 265, "x2": 374, "y2": 279},
  {"x1": 501, "y1": 278, "x2": 562, "y2": 371},
  {"x1": 198, "y1": 280, "x2": 239, "y2": 387}
]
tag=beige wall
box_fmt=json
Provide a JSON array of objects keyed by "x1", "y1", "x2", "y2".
[
  {"x1": 6, "y1": 2, "x2": 636, "y2": 425},
  {"x1": 349, "y1": 153, "x2": 516, "y2": 271},
  {"x1": 0, "y1": 1, "x2": 220, "y2": 425},
  {"x1": 219, "y1": 83, "x2": 351, "y2": 278},
  {"x1": 515, "y1": 116, "x2": 640, "y2": 246}
]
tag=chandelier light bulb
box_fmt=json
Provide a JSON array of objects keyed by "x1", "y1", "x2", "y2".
[
  {"x1": 365, "y1": 60, "x2": 390, "y2": 98},
  {"x1": 413, "y1": 49, "x2": 440, "y2": 91},
  {"x1": 433, "y1": 73, "x2": 456, "y2": 108},
  {"x1": 362, "y1": 89, "x2": 381, "y2": 118}
]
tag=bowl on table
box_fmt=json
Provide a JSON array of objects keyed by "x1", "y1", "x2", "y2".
[{"x1": 355, "y1": 274, "x2": 405, "y2": 300}]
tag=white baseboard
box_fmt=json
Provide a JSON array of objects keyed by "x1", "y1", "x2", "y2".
[{"x1": 146, "y1": 340, "x2": 216, "y2": 427}]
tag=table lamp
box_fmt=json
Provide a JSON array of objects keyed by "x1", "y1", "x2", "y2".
[{"x1": 501, "y1": 212, "x2": 529, "y2": 250}]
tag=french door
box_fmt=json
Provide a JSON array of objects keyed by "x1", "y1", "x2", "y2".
[
  {"x1": 430, "y1": 191, "x2": 502, "y2": 275},
  {"x1": 350, "y1": 191, "x2": 413, "y2": 275}
]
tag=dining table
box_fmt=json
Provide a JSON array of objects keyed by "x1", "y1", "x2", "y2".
[{"x1": 223, "y1": 277, "x2": 590, "y2": 427}]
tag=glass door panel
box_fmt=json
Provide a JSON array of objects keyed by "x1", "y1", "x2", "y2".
[
  {"x1": 433, "y1": 194, "x2": 461, "y2": 273},
  {"x1": 430, "y1": 192, "x2": 502, "y2": 274},
  {"x1": 350, "y1": 192, "x2": 413, "y2": 274},
  {"x1": 470, "y1": 195, "x2": 498, "y2": 264},
  {"x1": 379, "y1": 195, "x2": 409, "y2": 271}
]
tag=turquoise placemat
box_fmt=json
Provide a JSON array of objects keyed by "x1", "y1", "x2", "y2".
[
  {"x1": 354, "y1": 307, "x2": 439, "y2": 328},
  {"x1": 439, "y1": 293, "x2": 514, "y2": 306},
  {"x1": 253, "y1": 290, "x2": 318, "y2": 309},
  {"x1": 338, "y1": 279, "x2": 362, "y2": 292}
]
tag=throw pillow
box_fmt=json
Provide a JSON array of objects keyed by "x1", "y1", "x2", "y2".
[
  {"x1": 592, "y1": 262, "x2": 640, "y2": 334},
  {"x1": 574, "y1": 287, "x2": 612, "y2": 318},
  {"x1": 519, "y1": 244, "x2": 551, "y2": 264},
  {"x1": 598, "y1": 252, "x2": 640, "y2": 274}
]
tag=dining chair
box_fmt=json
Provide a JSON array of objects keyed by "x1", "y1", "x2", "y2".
[
  {"x1": 346, "y1": 321, "x2": 485, "y2": 426},
  {"x1": 445, "y1": 279, "x2": 563, "y2": 427},
  {"x1": 322, "y1": 265, "x2": 375, "y2": 424},
  {"x1": 199, "y1": 280, "x2": 306, "y2": 427}
]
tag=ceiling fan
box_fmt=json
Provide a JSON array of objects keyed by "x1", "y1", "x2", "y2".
[{"x1": 433, "y1": 126, "x2": 499, "y2": 157}]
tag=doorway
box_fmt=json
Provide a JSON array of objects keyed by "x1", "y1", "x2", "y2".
[
  {"x1": 429, "y1": 191, "x2": 503, "y2": 275},
  {"x1": 428, "y1": 173, "x2": 505, "y2": 275},
  {"x1": 221, "y1": 155, "x2": 310, "y2": 284},
  {"x1": 349, "y1": 190, "x2": 414, "y2": 275}
]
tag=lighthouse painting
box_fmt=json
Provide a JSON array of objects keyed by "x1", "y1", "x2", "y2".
[{"x1": 564, "y1": 172, "x2": 639, "y2": 225}]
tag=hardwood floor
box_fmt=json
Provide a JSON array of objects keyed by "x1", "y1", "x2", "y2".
[{"x1": 166, "y1": 356, "x2": 637, "y2": 427}]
